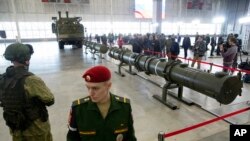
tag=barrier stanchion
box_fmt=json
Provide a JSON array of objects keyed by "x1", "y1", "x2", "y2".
[
  {"x1": 209, "y1": 62, "x2": 213, "y2": 73},
  {"x1": 158, "y1": 131, "x2": 165, "y2": 141}
]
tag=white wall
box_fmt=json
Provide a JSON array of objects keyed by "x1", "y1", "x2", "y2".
[
  {"x1": 0, "y1": 0, "x2": 229, "y2": 23},
  {"x1": 0, "y1": 0, "x2": 136, "y2": 22}
]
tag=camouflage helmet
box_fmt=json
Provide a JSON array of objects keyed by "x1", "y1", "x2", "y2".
[{"x1": 4, "y1": 43, "x2": 31, "y2": 63}]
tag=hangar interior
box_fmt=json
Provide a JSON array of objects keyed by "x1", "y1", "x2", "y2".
[
  {"x1": 1, "y1": 0, "x2": 250, "y2": 141},
  {"x1": 1, "y1": 0, "x2": 250, "y2": 48}
]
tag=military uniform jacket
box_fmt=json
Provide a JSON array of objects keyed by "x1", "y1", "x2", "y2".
[
  {"x1": 67, "y1": 93, "x2": 137, "y2": 141},
  {"x1": 0, "y1": 66, "x2": 54, "y2": 141}
]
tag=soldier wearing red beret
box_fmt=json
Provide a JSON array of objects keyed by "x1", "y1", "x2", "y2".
[{"x1": 67, "y1": 65, "x2": 137, "y2": 141}]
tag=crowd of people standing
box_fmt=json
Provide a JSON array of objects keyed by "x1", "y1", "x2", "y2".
[{"x1": 88, "y1": 32, "x2": 242, "y2": 72}]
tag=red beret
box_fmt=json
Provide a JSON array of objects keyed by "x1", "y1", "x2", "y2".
[{"x1": 82, "y1": 66, "x2": 111, "y2": 83}]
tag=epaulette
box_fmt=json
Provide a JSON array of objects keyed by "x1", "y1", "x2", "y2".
[
  {"x1": 72, "y1": 96, "x2": 90, "y2": 107},
  {"x1": 114, "y1": 95, "x2": 130, "y2": 104}
]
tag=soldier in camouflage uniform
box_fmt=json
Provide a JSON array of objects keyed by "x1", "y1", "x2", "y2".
[
  {"x1": 0, "y1": 43, "x2": 54, "y2": 141},
  {"x1": 67, "y1": 65, "x2": 137, "y2": 141}
]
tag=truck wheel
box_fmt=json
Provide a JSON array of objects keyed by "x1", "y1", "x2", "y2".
[{"x1": 59, "y1": 41, "x2": 64, "y2": 49}]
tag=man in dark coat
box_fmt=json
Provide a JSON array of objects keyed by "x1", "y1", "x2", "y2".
[
  {"x1": 216, "y1": 35, "x2": 224, "y2": 55},
  {"x1": 182, "y1": 35, "x2": 191, "y2": 59},
  {"x1": 210, "y1": 34, "x2": 217, "y2": 56},
  {"x1": 151, "y1": 34, "x2": 161, "y2": 57},
  {"x1": 205, "y1": 34, "x2": 210, "y2": 50},
  {"x1": 170, "y1": 38, "x2": 180, "y2": 60},
  {"x1": 130, "y1": 34, "x2": 142, "y2": 54}
]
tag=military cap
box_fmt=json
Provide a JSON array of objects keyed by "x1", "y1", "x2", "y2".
[{"x1": 82, "y1": 65, "x2": 111, "y2": 83}]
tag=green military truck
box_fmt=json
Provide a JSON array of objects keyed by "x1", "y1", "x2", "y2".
[{"x1": 52, "y1": 11, "x2": 84, "y2": 49}]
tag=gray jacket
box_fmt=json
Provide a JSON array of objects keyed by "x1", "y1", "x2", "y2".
[
  {"x1": 193, "y1": 41, "x2": 206, "y2": 56},
  {"x1": 221, "y1": 45, "x2": 237, "y2": 64}
]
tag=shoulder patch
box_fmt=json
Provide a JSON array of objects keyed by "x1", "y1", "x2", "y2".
[
  {"x1": 72, "y1": 96, "x2": 90, "y2": 106},
  {"x1": 115, "y1": 96, "x2": 130, "y2": 104}
]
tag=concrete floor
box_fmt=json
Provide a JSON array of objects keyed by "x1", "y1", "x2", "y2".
[{"x1": 0, "y1": 41, "x2": 250, "y2": 141}]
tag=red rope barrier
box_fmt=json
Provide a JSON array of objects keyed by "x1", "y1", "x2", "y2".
[
  {"x1": 164, "y1": 107, "x2": 250, "y2": 138},
  {"x1": 143, "y1": 50, "x2": 250, "y2": 74}
]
